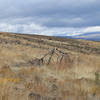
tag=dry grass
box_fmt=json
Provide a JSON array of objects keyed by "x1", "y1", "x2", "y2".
[
  {"x1": 0, "y1": 61, "x2": 99, "y2": 100},
  {"x1": 0, "y1": 32, "x2": 99, "y2": 100}
]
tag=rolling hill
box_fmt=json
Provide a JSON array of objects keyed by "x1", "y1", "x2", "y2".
[
  {"x1": 0, "y1": 32, "x2": 100, "y2": 100},
  {"x1": 71, "y1": 32, "x2": 100, "y2": 41}
]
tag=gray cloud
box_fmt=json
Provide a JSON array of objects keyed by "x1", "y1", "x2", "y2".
[{"x1": 0, "y1": 0, "x2": 100, "y2": 35}]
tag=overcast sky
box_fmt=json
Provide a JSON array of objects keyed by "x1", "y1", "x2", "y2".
[{"x1": 0, "y1": 0, "x2": 100, "y2": 36}]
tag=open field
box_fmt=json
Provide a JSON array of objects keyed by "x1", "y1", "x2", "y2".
[{"x1": 0, "y1": 32, "x2": 100, "y2": 100}]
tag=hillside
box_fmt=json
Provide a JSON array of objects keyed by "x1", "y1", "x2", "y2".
[
  {"x1": 0, "y1": 32, "x2": 100, "y2": 100},
  {"x1": 70, "y1": 32, "x2": 100, "y2": 41}
]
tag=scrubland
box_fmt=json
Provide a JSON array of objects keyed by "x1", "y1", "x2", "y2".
[{"x1": 0, "y1": 32, "x2": 100, "y2": 100}]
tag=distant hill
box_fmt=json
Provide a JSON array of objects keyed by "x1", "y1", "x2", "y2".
[
  {"x1": 57, "y1": 32, "x2": 100, "y2": 41},
  {"x1": 72, "y1": 32, "x2": 100, "y2": 41}
]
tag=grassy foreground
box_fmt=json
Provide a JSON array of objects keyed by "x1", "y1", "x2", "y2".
[{"x1": 0, "y1": 32, "x2": 100, "y2": 100}]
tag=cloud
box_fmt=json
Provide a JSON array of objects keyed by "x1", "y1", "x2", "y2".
[
  {"x1": 83, "y1": 26, "x2": 100, "y2": 33},
  {"x1": 0, "y1": 22, "x2": 100, "y2": 37},
  {"x1": 0, "y1": 0, "x2": 100, "y2": 35},
  {"x1": 0, "y1": 23, "x2": 46, "y2": 34}
]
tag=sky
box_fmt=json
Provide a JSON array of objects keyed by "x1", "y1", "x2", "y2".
[{"x1": 0, "y1": 0, "x2": 100, "y2": 36}]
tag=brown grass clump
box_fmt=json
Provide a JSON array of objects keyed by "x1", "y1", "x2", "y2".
[
  {"x1": 0, "y1": 65, "x2": 15, "y2": 78},
  {"x1": 0, "y1": 83, "x2": 14, "y2": 100}
]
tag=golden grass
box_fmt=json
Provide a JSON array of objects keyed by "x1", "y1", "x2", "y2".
[
  {"x1": 0, "y1": 60, "x2": 99, "y2": 100},
  {"x1": 0, "y1": 32, "x2": 99, "y2": 100}
]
